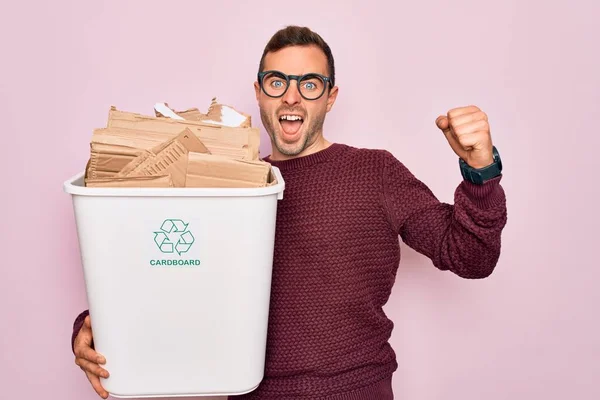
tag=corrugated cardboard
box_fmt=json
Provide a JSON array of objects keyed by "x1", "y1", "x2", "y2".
[
  {"x1": 107, "y1": 107, "x2": 259, "y2": 160},
  {"x1": 83, "y1": 101, "x2": 271, "y2": 189},
  {"x1": 88, "y1": 142, "x2": 152, "y2": 179},
  {"x1": 85, "y1": 175, "x2": 173, "y2": 188},
  {"x1": 185, "y1": 152, "x2": 271, "y2": 188},
  {"x1": 118, "y1": 128, "x2": 210, "y2": 187},
  {"x1": 266, "y1": 168, "x2": 278, "y2": 186},
  {"x1": 86, "y1": 122, "x2": 250, "y2": 180}
]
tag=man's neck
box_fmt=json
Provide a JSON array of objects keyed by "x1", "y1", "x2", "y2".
[{"x1": 269, "y1": 136, "x2": 332, "y2": 161}]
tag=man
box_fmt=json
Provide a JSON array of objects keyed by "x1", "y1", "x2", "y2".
[{"x1": 72, "y1": 26, "x2": 507, "y2": 399}]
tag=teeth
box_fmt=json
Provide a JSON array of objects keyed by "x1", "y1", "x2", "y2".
[{"x1": 279, "y1": 115, "x2": 303, "y2": 121}]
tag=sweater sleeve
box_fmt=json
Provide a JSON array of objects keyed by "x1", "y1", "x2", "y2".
[
  {"x1": 71, "y1": 309, "x2": 91, "y2": 354},
  {"x1": 381, "y1": 151, "x2": 507, "y2": 278}
]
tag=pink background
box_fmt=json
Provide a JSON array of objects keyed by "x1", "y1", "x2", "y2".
[{"x1": 1, "y1": 0, "x2": 598, "y2": 399}]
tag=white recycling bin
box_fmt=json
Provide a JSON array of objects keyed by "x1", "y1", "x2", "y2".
[{"x1": 64, "y1": 167, "x2": 285, "y2": 398}]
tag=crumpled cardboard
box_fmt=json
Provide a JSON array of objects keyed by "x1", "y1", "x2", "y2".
[{"x1": 83, "y1": 99, "x2": 274, "y2": 189}]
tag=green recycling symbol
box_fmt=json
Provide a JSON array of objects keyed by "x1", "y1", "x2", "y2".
[{"x1": 154, "y1": 219, "x2": 195, "y2": 255}]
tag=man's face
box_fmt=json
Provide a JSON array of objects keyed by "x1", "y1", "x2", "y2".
[{"x1": 254, "y1": 45, "x2": 338, "y2": 159}]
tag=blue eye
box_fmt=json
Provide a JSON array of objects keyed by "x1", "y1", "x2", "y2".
[
  {"x1": 271, "y1": 80, "x2": 285, "y2": 89},
  {"x1": 300, "y1": 78, "x2": 321, "y2": 92}
]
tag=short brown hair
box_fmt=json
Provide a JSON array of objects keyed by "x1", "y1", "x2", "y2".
[{"x1": 258, "y1": 26, "x2": 335, "y2": 87}]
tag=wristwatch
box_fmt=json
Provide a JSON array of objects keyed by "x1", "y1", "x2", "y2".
[{"x1": 459, "y1": 146, "x2": 503, "y2": 185}]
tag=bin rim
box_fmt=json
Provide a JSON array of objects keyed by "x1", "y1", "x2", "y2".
[{"x1": 63, "y1": 166, "x2": 285, "y2": 199}]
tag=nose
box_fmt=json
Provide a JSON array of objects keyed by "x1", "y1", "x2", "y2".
[{"x1": 282, "y1": 80, "x2": 301, "y2": 106}]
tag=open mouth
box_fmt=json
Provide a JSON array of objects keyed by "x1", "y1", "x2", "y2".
[{"x1": 278, "y1": 114, "x2": 304, "y2": 138}]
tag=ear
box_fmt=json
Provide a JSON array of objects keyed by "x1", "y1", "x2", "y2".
[
  {"x1": 254, "y1": 81, "x2": 261, "y2": 102},
  {"x1": 325, "y1": 85, "x2": 339, "y2": 113}
]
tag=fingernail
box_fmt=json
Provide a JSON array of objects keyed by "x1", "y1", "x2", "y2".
[{"x1": 97, "y1": 356, "x2": 105, "y2": 364}]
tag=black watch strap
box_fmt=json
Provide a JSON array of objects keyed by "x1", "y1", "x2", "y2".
[{"x1": 459, "y1": 146, "x2": 503, "y2": 185}]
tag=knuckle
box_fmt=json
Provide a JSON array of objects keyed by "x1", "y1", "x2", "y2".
[
  {"x1": 85, "y1": 349, "x2": 97, "y2": 362},
  {"x1": 82, "y1": 361, "x2": 92, "y2": 372},
  {"x1": 95, "y1": 365, "x2": 105, "y2": 377},
  {"x1": 78, "y1": 358, "x2": 89, "y2": 371}
]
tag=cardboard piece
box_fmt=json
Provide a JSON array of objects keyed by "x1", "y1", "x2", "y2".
[
  {"x1": 185, "y1": 152, "x2": 271, "y2": 188},
  {"x1": 108, "y1": 107, "x2": 259, "y2": 160},
  {"x1": 86, "y1": 120, "x2": 252, "y2": 179},
  {"x1": 85, "y1": 175, "x2": 173, "y2": 188},
  {"x1": 266, "y1": 168, "x2": 278, "y2": 186},
  {"x1": 87, "y1": 142, "x2": 151, "y2": 179},
  {"x1": 118, "y1": 128, "x2": 210, "y2": 187}
]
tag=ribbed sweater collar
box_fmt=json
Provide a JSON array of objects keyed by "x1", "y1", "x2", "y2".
[{"x1": 262, "y1": 143, "x2": 346, "y2": 172}]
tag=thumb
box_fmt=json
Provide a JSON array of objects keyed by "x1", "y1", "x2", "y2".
[
  {"x1": 436, "y1": 114, "x2": 465, "y2": 158},
  {"x1": 435, "y1": 115, "x2": 450, "y2": 133}
]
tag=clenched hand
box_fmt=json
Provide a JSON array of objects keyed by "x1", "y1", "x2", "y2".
[{"x1": 436, "y1": 105, "x2": 495, "y2": 169}]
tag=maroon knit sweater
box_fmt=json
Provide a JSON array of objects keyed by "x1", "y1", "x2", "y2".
[{"x1": 71, "y1": 143, "x2": 507, "y2": 399}]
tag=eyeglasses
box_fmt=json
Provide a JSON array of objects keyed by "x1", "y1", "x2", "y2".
[{"x1": 257, "y1": 70, "x2": 333, "y2": 101}]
